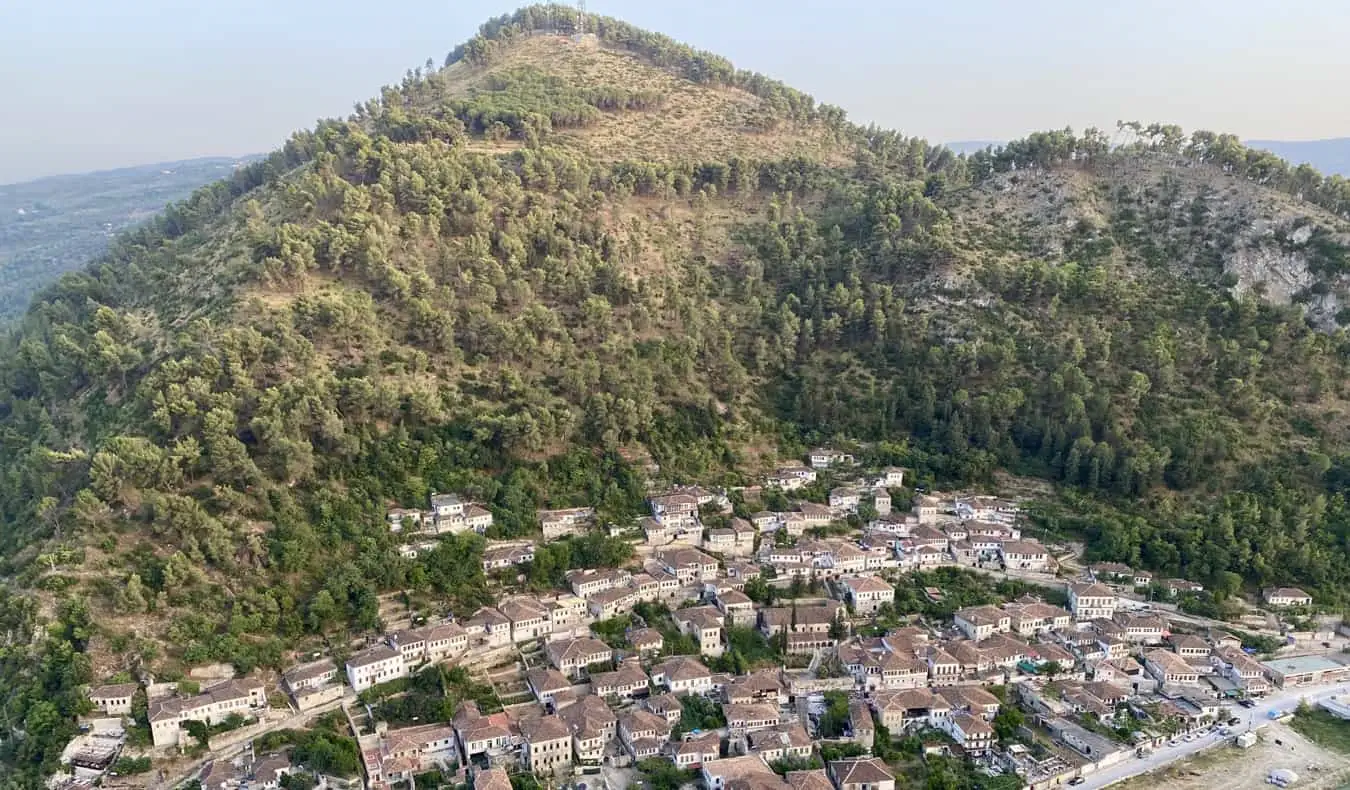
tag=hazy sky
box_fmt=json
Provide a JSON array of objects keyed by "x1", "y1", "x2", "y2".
[{"x1": 3, "y1": 0, "x2": 1348, "y2": 184}]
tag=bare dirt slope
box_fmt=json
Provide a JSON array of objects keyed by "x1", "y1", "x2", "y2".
[
  {"x1": 438, "y1": 34, "x2": 842, "y2": 165},
  {"x1": 1117, "y1": 722, "x2": 1350, "y2": 790}
]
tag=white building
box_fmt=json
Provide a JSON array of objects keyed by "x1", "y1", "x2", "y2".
[
  {"x1": 539, "y1": 508, "x2": 595, "y2": 540},
  {"x1": 1264, "y1": 587, "x2": 1313, "y2": 607},
  {"x1": 88, "y1": 683, "x2": 138, "y2": 717},
  {"x1": 809, "y1": 448, "x2": 854, "y2": 469},
  {"x1": 346, "y1": 644, "x2": 408, "y2": 692},
  {"x1": 999, "y1": 540, "x2": 1050, "y2": 571},
  {"x1": 1068, "y1": 582, "x2": 1117, "y2": 621},
  {"x1": 842, "y1": 575, "x2": 895, "y2": 614},
  {"x1": 652, "y1": 656, "x2": 714, "y2": 694},
  {"x1": 147, "y1": 679, "x2": 268, "y2": 747}
]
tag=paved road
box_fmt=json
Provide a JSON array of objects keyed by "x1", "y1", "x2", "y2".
[{"x1": 1079, "y1": 682, "x2": 1348, "y2": 789}]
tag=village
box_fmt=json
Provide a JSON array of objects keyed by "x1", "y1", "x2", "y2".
[{"x1": 59, "y1": 451, "x2": 1350, "y2": 790}]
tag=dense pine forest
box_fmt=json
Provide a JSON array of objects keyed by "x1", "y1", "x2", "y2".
[{"x1": 4, "y1": 4, "x2": 1350, "y2": 782}]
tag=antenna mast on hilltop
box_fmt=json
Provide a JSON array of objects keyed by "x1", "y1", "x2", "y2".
[{"x1": 576, "y1": 0, "x2": 587, "y2": 36}]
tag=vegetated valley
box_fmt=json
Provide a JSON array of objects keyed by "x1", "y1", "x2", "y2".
[
  {"x1": 0, "y1": 156, "x2": 260, "y2": 322},
  {"x1": 5, "y1": 4, "x2": 1350, "y2": 782}
]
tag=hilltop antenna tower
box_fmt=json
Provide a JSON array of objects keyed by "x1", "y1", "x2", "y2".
[{"x1": 576, "y1": 0, "x2": 587, "y2": 36}]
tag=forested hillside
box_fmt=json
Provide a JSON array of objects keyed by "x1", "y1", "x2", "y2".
[
  {"x1": 0, "y1": 157, "x2": 259, "y2": 322},
  {"x1": 5, "y1": 5, "x2": 1350, "y2": 781}
]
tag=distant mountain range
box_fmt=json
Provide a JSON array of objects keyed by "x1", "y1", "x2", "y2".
[
  {"x1": 1246, "y1": 138, "x2": 1350, "y2": 177},
  {"x1": 944, "y1": 140, "x2": 1003, "y2": 155},
  {"x1": 0, "y1": 155, "x2": 260, "y2": 321},
  {"x1": 945, "y1": 138, "x2": 1350, "y2": 177}
]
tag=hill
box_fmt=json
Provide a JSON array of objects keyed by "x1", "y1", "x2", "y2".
[
  {"x1": 1249, "y1": 137, "x2": 1350, "y2": 177},
  {"x1": 0, "y1": 156, "x2": 261, "y2": 322},
  {"x1": 6, "y1": 6, "x2": 1350, "y2": 781}
]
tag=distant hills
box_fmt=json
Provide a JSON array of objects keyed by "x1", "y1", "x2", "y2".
[
  {"x1": 1247, "y1": 138, "x2": 1350, "y2": 177},
  {"x1": 949, "y1": 137, "x2": 1350, "y2": 177},
  {"x1": 943, "y1": 140, "x2": 1003, "y2": 155},
  {"x1": 0, "y1": 156, "x2": 260, "y2": 321}
]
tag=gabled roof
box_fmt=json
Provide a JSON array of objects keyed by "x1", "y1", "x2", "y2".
[
  {"x1": 747, "y1": 721, "x2": 811, "y2": 751},
  {"x1": 675, "y1": 605, "x2": 725, "y2": 630},
  {"x1": 718, "y1": 589, "x2": 754, "y2": 606},
  {"x1": 347, "y1": 643, "x2": 401, "y2": 668},
  {"x1": 938, "y1": 684, "x2": 1000, "y2": 710},
  {"x1": 873, "y1": 688, "x2": 945, "y2": 712},
  {"x1": 725, "y1": 670, "x2": 784, "y2": 696},
  {"x1": 723, "y1": 702, "x2": 780, "y2": 724},
  {"x1": 282, "y1": 660, "x2": 337, "y2": 686},
  {"x1": 949, "y1": 711, "x2": 993, "y2": 735},
  {"x1": 619, "y1": 707, "x2": 671, "y2": 736},
  {"x1": 761, "y1": 602, "x2": 841, "y2": 627},
  {"x1": 89, "y1": 682, "x2": 139, "y2": 699},
  {"x1": 1145, "y1": 648, "x2": 1198, "y2": 675},
  {"x1": 1001, "y1": 539, "x2": 1048, "y2": 556},
  {"x1": 422, "y1": 620, "x2": 467, "y2": 641},
  {"x1": 558, "y1": 693, "x2": 616, "y2": 738},
  {"x1": 519, "y1": 714, "x2": 570, "y2": 743},
  {"x1": 546, "y1": 637, "x2": 612, "y2": 665},
  {"x1": 628, "y1": 627, "x2": 665, "y2": 648},
  {"x1": 592, "y1": 661, "x2": 649, "y2": 690},
  {"x1": 658, "y1": 547, "x2": 719, "y2": 567},
  {"x1": 466, "y1": 607, "x2": 509, "y2": 627},
  {"x1": 590, "y1": 586, "x2": 638, "y2": 606},
  {"x1": 474, "y1": 768, "x2": 513, "y2": 790},
  {"x1": 843, "y1": 575, "x2": 893, "y2": 594},
  {"x1": 830, "y1": 757, "x2": 895, "y2": 785},
  {"x1": 526, "y1": 667, "x2": 572, "y2": 694},
  {"x1": 645, "y1": 692, "x2": 683, "y2": 717},
  {"x1": 1006, "y1": 602, "x2": 1071, "y2": 621},
  {"x1": 785, "y1": 769, "x2": 834, "y2": 790},
  {"x1": 1070, "y1": 582, "x2": 1115, "y2": 598},
  {"x1": 1168, "y1": 634, "x2": 1210, "y2": 651},
  {"x1": 655, "y1": 655, "x2": 712, "y2": 682},
  {"x1": 955, "y1": 605, "x2": 1007, "y2": 625}
]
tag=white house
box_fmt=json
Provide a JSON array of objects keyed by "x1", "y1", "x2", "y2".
[
  {"x1": 937, "y1": 712, "x2": 995, "y2": 755},
  {"x1": 1068, "y1": 582, "x2": 1117, "y2": 621},
  {"x1": 545, "y1": 637, "x2": 613, "y2": 679},
  {"x1": 999, "y1": 540, "x2": 1050, "y2": 571},
  {"x1": 1264, "y1": 587, "x2": 1313, "y2": 607},
  {"x1": 652, "y1": 656, "x2": 713, "y2": 694},
  {"x1": 842, "y1": 575, "x2": 895, "y2": 614},
  {"x1": 1144, "y1": 649, "x2": 1200, "y2": 686},
  {"x1": 808, "y1": 448, "x2": 854, "y2": 469},
  {"x1": 346, "y1": 644, "x2": 408, "y2": 692},
  {"x1": 147, "y1": 679, "x2": 268, "y2": 747},
  {"x1": 88, "y1": 683, "x2": 138, "y2": 717},
  {"x1": 538, "y1": 508, "x2": 594, "y2": 540},
  {"x1": 767, "y1": 465, "x2": 817, "y2": 491}
]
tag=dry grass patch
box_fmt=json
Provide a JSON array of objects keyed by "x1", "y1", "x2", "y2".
[{"x1": 437, "y1": 34, "x2": 838, "y2": 164}]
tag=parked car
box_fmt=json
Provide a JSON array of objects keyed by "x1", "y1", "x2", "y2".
[
  {"x1": 1069, "y1": 779, "x2": 1086, "y2": 786},
  {"x1": 1240, "y1": 699, "x2": 1257, "y2": 709},
  {"x1": 1228, "y1": 717, "x2": 1242, "y2": 726}
]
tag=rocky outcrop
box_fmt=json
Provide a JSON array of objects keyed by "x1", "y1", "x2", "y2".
[{"x1": 1224, "y1": 220, "x2": 1349, "y2": 329}]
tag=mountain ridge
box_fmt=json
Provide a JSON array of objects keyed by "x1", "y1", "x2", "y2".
[{"x1": 6, "y1": 7, "x2": 1350, "y2": 782}]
